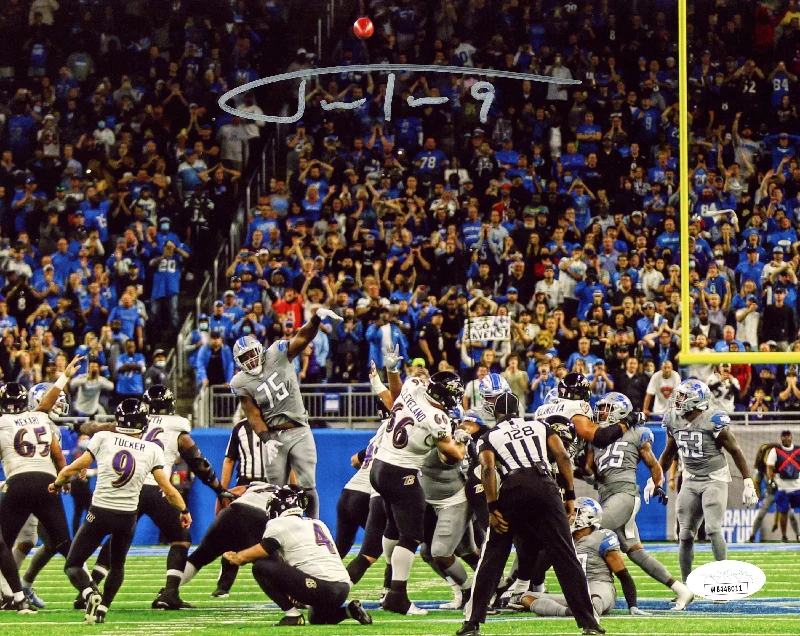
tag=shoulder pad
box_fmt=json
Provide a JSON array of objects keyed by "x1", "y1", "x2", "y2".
[
  {"x1": 464, "y1": 409, "x2": 486, "y2": 427},
  {"x1": 274, "y1": 340, "x2": 288, "y2": 354},
  {"x1": 580, "y1": 401, "x2": 591, "y2": 415},
  {"x1": 710, "y1": 412, "x2": 731, "y2": 430},
  {"x1": 638, "y1": 427, "x2": 654, "y2": 448},
  {"x1": 598, "y1": 529, "x2": 620, "y2": 555}
]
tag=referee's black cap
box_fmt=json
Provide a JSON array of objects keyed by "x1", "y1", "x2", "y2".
[{"x1": 494, "y1": 392, "x2": 519, "y2": 418}]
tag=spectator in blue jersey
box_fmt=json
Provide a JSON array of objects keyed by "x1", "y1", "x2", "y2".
[
  {"x1": 209, "y1": 301, "x2": 234, "y2": 342},
  {"x1": 246, "y1": 199, "x2": 279, "y2": 245},
  {"x1": 220, "y1": 290, "x2": 246, "y2": 325},
  {"x1": 529, "y1": 360, "x2": 557, "y2": 410},
  {"x1": 155, "y1": 217, "x2": 182, "y2": 252},
  {"x1": 177, "y1": 148, "x2": 208, "y2": 193},
  {"x1": 33, "y1": 264, "x2": 63, "y2": 309},
  {"x1": 79, "y1": 186, "x2": 110, "y2": 244},
  {"x1": 195, "y1": 330, "x2": 235, "y2": 388},
  {"x1": 150, "y1": 241, "x2": 186, "y2": 333},
  {"x1": 413, "y1": 137, "x2": 448, "y2": 177},
  {"x1": 576, "y1": 112, "x2": 602, "y2": 155},
  {"x1": 636, "y1": 301, "x2": 666, "y2": 342},
  {"x1": 11, "y1": 177, "x2": 47, "y2": 234},
  {"x1": 107, "y1": 292, "x2": 144, "y2": 349},
  {"x1": 736, "y1": 247, "x2": 766, "y2": 292},
  {"x1": 566, "y1": 337, "x2": 600, "y2": 375},
  {"x1": 114, "y1": 338, "x2": 146, "y2": 404},
  {"x1": 366, "y1": 306, "x2": 408, "y2": 370}
]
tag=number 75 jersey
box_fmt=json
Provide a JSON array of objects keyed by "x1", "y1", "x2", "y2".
[
  {"x1": 142, "y1": 414, "x2": 191, "y2": 487},
  {"x1": 230, "y1": 340, "x2": 309, "y2": 428},
  {"x1": 0, "y1": 411, "x2": 59, "y2": 479},
  {"x1": 375, "y1": 377, "x2": 452, "y2": 469}
]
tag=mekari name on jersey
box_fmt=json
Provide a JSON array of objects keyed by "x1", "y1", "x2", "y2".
[
  {"x1": 376, "y1": 378, "x2": 452, "y2": 469},
  {"x1": 87, "y1": 431, "x2": 166, "y2": 513},
  {"x1": 0, "y1": 411, "x2": 59, "y2": 478},
  {"x1": 142, "y1": 414, "x2": 191, "y2": 487}
]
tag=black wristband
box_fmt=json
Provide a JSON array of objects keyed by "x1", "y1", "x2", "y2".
[
  {"x1": 311, "y1": 314, "x2": 322, "y2": 327},
  {"x1": 564, "y1": 489, "x2": 576, "y2": 501},
  {"x1": 487, "y1": 500, "x2": 500, "y2": 513},
  {"x1": 181, "y1": 508, "x2": 189, "y2": 515}
]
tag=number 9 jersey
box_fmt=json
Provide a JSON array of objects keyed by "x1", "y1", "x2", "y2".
[
  {"x1": 86, "y1": 431, "x2": 166, "y2": 512},
  {"x1": 230, "y1": 340, "x2": 309, "y2": 428},
  {"x1": 375, "y1": 377, "x2": 452, "y2": 469},
  {"x1": 141, "y1": 413, "x2": 191, "y2": 487}
]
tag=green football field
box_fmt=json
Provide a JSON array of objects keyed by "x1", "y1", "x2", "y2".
[{"x1": 0, "y1": 544, "x2": 799, "y2": 635}]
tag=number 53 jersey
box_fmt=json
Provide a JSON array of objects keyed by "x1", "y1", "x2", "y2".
[
  {"x1": 86, "y1": 431, "x2": 166, "y2": 512},
  {"x1": 376, "y1": 377, "x2": 452, "y2": 469},
  {"x1": 662, "y1": 410, "x2": 731, "y2": 482},
  {"x1": 230, "y1": 340, "x2": 309, "y2": 428}
]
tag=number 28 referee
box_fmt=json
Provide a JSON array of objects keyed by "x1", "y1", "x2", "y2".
[{"x1": 458, "y1": 393, "x2": 604, "y2": 636}]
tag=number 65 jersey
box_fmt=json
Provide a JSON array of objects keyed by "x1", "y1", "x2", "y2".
[
  {"x1": 0, "y1": 410, "x2": 60, "y2": 478},
  {"x1": 230, "y1": 340, "x2": 309, "y2": 429},
  {"x1": 87, "y1": 431, "x2": 166, "y2": 512},
  {"x1": 142, "y1": 413, "x2": 191, "y2": 487},
  {"x1": 376, "y1": 377, "x2": 452, "y2": 469},
  {"x1": 662, "y1": 410, "x2": 731, "y2": 482}
]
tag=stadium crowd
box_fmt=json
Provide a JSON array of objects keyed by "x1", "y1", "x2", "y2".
[
  {"x1": 5, "y1": 1, "x2": 800, "y2": 417},
  {"x1": 0, "y1": 0, "x2": 294, "y2": 410}
]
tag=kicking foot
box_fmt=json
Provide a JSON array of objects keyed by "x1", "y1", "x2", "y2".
[
  {"x1": 14, "y1": 598, "x2": 37, "y2": 614},
  {"x1": 347, "y1": 599, "x2": 372, "y2": 625},
  {"x1": 275, "y1": 614, "x2": 305, "y2": 626},
  {"x1": 22, "y1": 586, "x2": 45, "y2": 609},
  {"x1": 211, "y1": 588, "x2": 230, "y2": 598},
  {"x1": 84, "y1": 592, "x2": 102, "y2": 624},
  {"x1": 456, "y1": 621, "x2": 480, "y2": 636}
]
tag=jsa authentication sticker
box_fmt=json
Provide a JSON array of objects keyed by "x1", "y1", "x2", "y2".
[{"x1": 686, "y1": 559, "x2": 766, "y2": 601}]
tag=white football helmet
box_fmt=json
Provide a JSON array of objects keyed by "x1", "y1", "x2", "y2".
[
  {"x1": 673, "y1": 379, "x2": 711, "y2": 415},
  {"x1": 29, "y1": 382, "x2": 69, "y2": 420},
  {"x1": 571, "y1": 496, "x2": 603, "y2": 533},
  {"x1": 594, "y1": 392, "x2": 632, "y2": 426},
  {"x1": 478, "y1": 373, "x2": 511, "y2": 416},
  {"x1": 233, "y1": 335, "x2": 264, "y2": 376}
]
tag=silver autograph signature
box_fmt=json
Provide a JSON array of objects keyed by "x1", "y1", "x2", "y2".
[{"x1": 219, "y1": 64, "x2": 582, "y2": 125}]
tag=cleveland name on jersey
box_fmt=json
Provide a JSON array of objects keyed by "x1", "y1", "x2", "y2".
[
  {"x1": 142, "y1": 413, "x2": 191, "y2": 487},
  {"x1": 87, "y1": 431, "x2": 166, "y2": 512},
  {"x1": 230, "y1": 340, "x2": 308, "y2": 428},
  {"x1": 662, "y1": 410, "x2": 731, "y2": 481},
  {"x1": 0, "y1": 411, "x2": 59, "y2": 478},
  {"x1": 375, "y1": 377, "x2": 452, "y2": 469},
  {"x1": 592, "y1": 427, "x2": 654, "y2": 499}
]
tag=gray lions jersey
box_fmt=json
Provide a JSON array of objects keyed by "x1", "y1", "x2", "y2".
[
  {"x1": 662, "y1": 410, "x2": 731, "y2": 481},
  {"x1": 576, "y1": 528, "x2": 619, "y2": 586},
  {"x1": 230, "y1": 340, "x2": 309, "y2": 428},
  {"x1": 592, "y1": 427, "x2": 654, "y2": 500},
  {"x1": 420, "y1": 448, "x2": 467, "y2": 504}
]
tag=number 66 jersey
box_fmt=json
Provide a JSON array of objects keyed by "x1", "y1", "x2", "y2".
[
  {"x1": 86, "y1": 431, "x2": 166, "y2": 512},
  {"x1": 230, "y1": 340, "x2": 309, "y2": 429},
  {"x1": 142, "y1": 413, "x2": 191, "y2": 487},
  {"x1": 375, "y1": 377, "x2": 452, "y2": 469}
]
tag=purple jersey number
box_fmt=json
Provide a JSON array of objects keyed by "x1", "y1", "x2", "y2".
[
  {"x1": 111, "y1": 450, "x2": 136, "y2": 488},
  {"x1": 145, "y1": 427, "x2": 165, "y2": 450},
  {"x1": 312, "y1": 522, "x2": 336, "y2": 554},
  {"x1": 13, "y1": 426, "x2": 51, "y2": 458}
]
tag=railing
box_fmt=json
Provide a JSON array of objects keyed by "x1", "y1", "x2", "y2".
[
  {"x1": 162, "y1": 347, "x2": 178, "y2": 398},
  {"x1": 193, "y1": 381, "x2": 800, "y2": 429}
]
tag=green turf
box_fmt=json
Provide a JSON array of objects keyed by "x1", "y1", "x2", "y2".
[{"x1": 0, "y1": 548, "x2": 798, "y2": 635}]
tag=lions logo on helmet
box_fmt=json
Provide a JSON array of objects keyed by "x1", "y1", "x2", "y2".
[
  {"x1": 544, "y1": 388, "x2": 559, "y2": 405},
  {"x1": 571, "y1": 497, "x2": 603, "y2": 533},
  {"x1": 558, "y1": 373, "x2": 591, "y2": 402},
  {"x1": 672, "y1": 379, "x2": 711, "y2": 416},
  {"x1": 594, "y1": 392, "x2": 632, "y2": 426},
  {"x1": 478, "y1": 373, "x2": 510, "y2": 416},
  {"x1": 233, "y1": 335, "x2": 265, "y2": 376},
  {"x1": 29, "y1": 383, "x2": 69, "y2": 420}
]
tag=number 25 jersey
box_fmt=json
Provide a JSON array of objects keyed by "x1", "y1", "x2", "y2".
[
  {"x1": 142, "y1": 414, "x2": 191, "y2": 487},
  {"x1": 0, "y1": 411, "x2": 59, "y2": 478},
  {"x1": 87, "y1": 431, "x2": 166, "y2": 512},
  {"x1": 230, "y1": 340, "x2": 308, "y2": 428},
  {"x1": 375, "y1": 377, "x2": 452, "y2": 469}
]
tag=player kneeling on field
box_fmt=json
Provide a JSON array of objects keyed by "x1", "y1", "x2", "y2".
[
  {"x1": 223, "y1": 487, "x2": 372, "y2": 627},
  {"x1": 517, "y1": 497, "x2": 647, "y2": 617}
]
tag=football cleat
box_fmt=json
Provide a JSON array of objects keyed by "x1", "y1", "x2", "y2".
[
  {"x1": 671, "y1": 581, "x2": 694, "y2": 611},
  {"x1": 95, "y1": 605, "x2": 107, "y2": 624},
  {"x1": 439, "y1": 586, "x2": 464, "y2": 610},
  {"x1": 14, "y1": 597, "x2": 37, "y2": 614},
  {"x1": 0, "y1": 596, "x2": 14, "y2": 611},
  {"x1": 211, "y1": 588, "x2": 230, "y2": 598},
  {"x1": 22, "y1": 586, "x2": 45, "y2": 609},
  {"x1": 84, "y1": 592, "x2": 102, "y2": 624},
  {"x1": 456, "y1": 621, "x2": 481, "y2": 636},
  {"x1": 74, "y1": 591, "x2": 87, "y2": 610},
  {"x1": 275, "y1": 614, "x2": 305, "y2": 626},
  {"x1": 347, "y1": 600, "x2": 372, "y2": 625},
  {"x1": 152, "y1": 587, "x2": 194, "y2": 610},
  {"x1": 404, "y1": 603, "x2": 428, "y2": 616},
  {"x1": 582, "y1": 629, "x2": 606, "y2": 635}
]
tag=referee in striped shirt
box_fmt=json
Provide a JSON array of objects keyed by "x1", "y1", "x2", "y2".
[
  {"x1": 221, "y1": 418, "x2": 271, "y2": 488},
  {"x1": 458, "y1": 393, "x2": 603, "y2": 636},
  {"x1": 215, "y1": 419, "x2": 271, "y2": 597}
]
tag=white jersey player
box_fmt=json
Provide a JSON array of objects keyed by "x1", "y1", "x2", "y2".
[
  {"x1": 50, "y1": 398, "x2": 191, "y2": 625},
  {"x1": 223, "y1": 487, "x2": 372, "y2": 627},
  {"x1": 371, "y1": 370, "x2": 468, "y2": 616}
]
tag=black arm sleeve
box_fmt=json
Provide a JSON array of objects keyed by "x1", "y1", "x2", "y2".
[
  {"x1": 591, "y1": 423, "x2": 625, "y2": 448},
  {"x1": 356, "y1": 448, "x2": 367, "y2": 464},
  {"x1": 180, "y1": 443, "x2": 222, "y2": 493},
  {"x1": 260, "y1": 537, "x2": 281, "y2": 554},
  {"x1": 616, "y1": 567, "x2": 638, "y2": 609}
]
